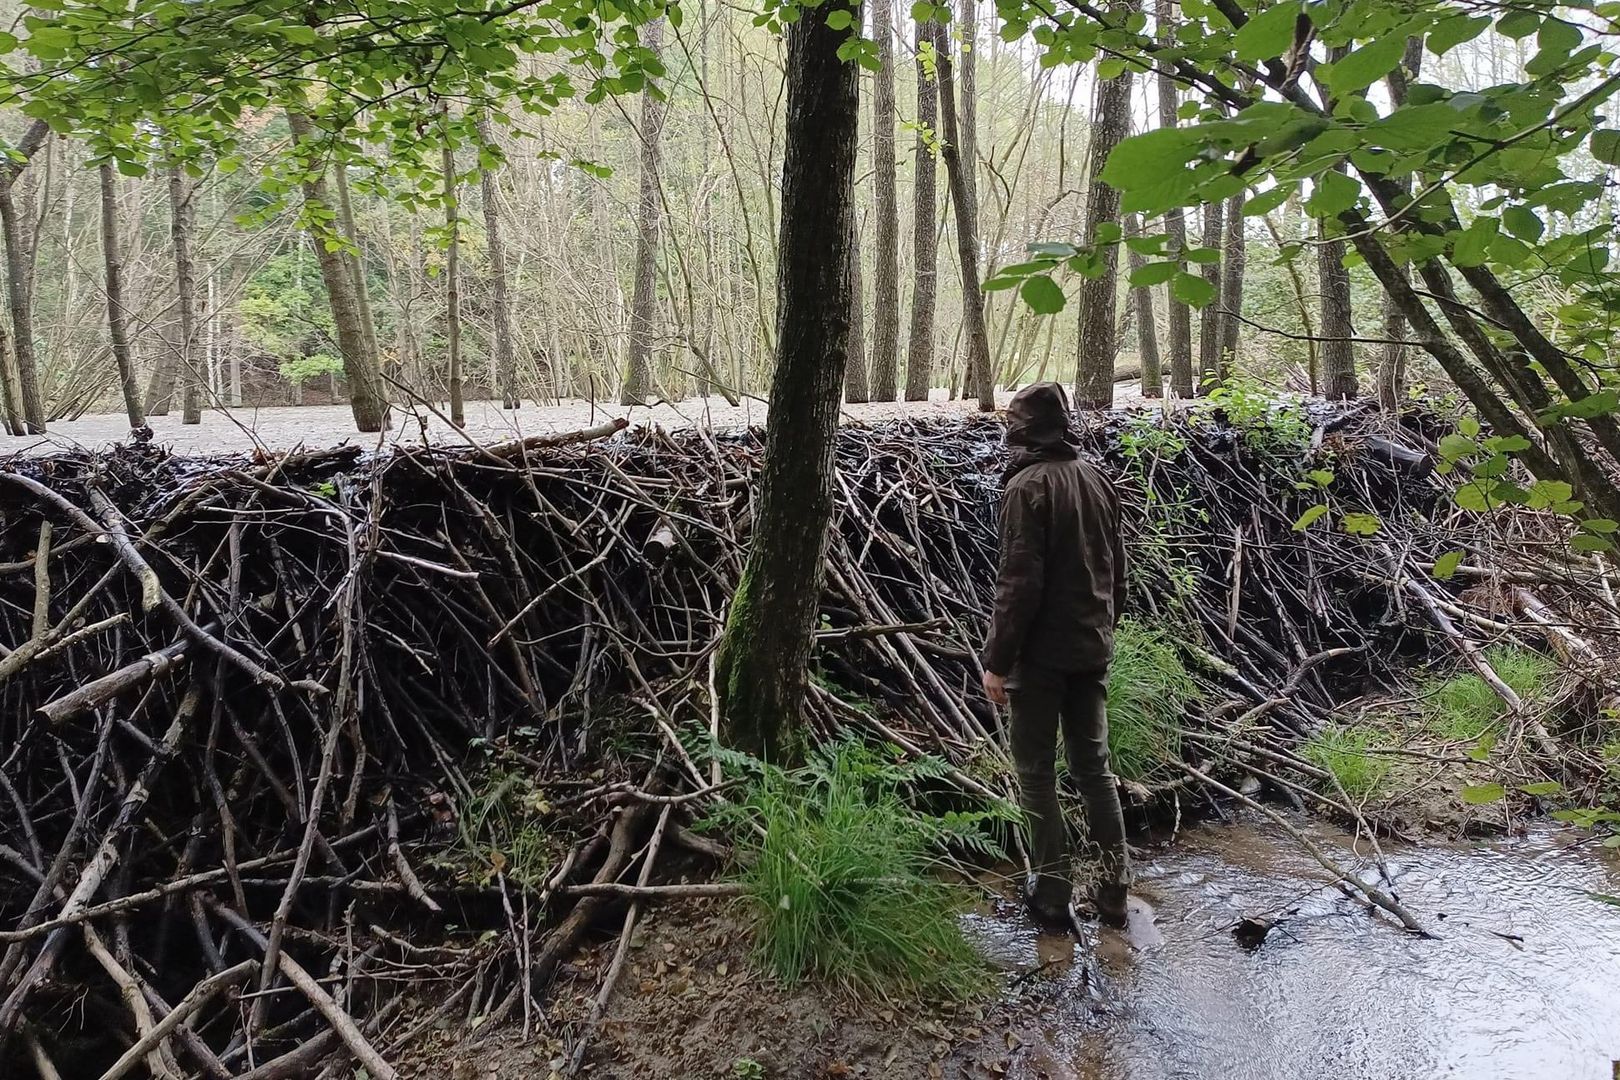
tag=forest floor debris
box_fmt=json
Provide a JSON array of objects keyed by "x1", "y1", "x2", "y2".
[{"x1": 2, "y1": 400, "x2": 1616, "y2": 1076}]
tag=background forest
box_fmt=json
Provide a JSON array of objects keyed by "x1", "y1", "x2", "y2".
[{"x1": 0, "y1": 0, "x2": 1561, "y2": 427}]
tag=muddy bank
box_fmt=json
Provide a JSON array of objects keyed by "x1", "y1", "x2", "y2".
[{"x1": 424, "y1": 818, "x2": 1620, "y2": 1080}]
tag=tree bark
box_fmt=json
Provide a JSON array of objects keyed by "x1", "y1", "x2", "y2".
[
  {"x1": 1318, "y1": 171, "x2": 1357, "y2": 400},
  {"x1": 99, "y1": 163, "x2": 145, "y2": 429},
  {"x1": 1196, "y1": 198, "x2": 1224, "y2": 391},
  {"x1": 0, "y1": 181, "x2": 44, "y2": 432},
  {"x1": 168, "y1": 166, "x2": 203, "y2": 424},
  {"x1": 933, "y1": 22, "x2": 994, "y2": 410},
  {"x1": 331, "y1": 159, "x2": 380, "y2": 375},
  {"x1": 1124, "y1": 213, "x2": 1162, "y2": 396},
  {"x1": 903, "y1": 17, "x2": 939, "y2": 403},
  {"x1": 1376, "y1": 39, "x2": 1421, "y2": 411},
  {"x1": 1073, "y1": 55, "x2": 1133, "y2": 410},
  {"x1": 845, "y1": 210, "x2": 869, "y2": 402},
  {"x1": 715, "y1": 2, "x2": 858, "y2": 761},
  {"x1": 477, "y1": 115, "x2": 525, "y2": 407},
  {"x1": 441, "y1": 104, "x2": 465, "y2": 427},
  {"x1": 0, "y1": 121, "x2": 50, "y2": 433},
  {"x1": 869, "y1": 0, "x2": 901, "y2": 400},
  {"x1": 1154, "y1": 0, "x2": 1194, "y2": 397},
  {"x1": 621, "y1": 18, "x2": 667, "y2": 405},
  {"x1": 1219, "y1": 191, "x2": 1246, "y2": 375},
  {"x1": 285, "y1": 109, "x2": 390, "y2": 432}
]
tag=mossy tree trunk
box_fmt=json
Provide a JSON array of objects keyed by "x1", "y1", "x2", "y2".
[
  {"x1": 716, "y1": 1, "x2": 859, "y2": 762},
  {"x1": 477, "y1": 114, "x2": 525, "y2": 408},
  {"x1": 285, "y1": 109, "x2": 390, "y2": 433}
]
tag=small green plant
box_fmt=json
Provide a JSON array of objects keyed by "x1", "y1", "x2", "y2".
[
  {"x1": 1105, "y1": 620, "x2": 1199, "y2": 783},
  {"x1": 1300, "y1": 725, "x2": 1391, "y2": 802},
  {"x1": 1423, "y1": 647, "x2": 1557, "y2": 742},
  {"x1": 278, "y1": 351, "x2": 345, "y2": 386},
  {"x1": 732, "y1": 1059, "x2": 766, "y2": 1080},
  {"x1": 1200, "y1": 377, "x2": 1311, "y2": 455},
  {"x1": 435, "y1": 767, "x2": 556, "y2": 889},
  {"x1": 713, "y1": 741, "x2": 1005, "y2": 998}
]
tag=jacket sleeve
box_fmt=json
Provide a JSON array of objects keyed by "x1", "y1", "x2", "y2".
[{"x1": 981, "y1": 476, "x2": 1047, "y2": 675}]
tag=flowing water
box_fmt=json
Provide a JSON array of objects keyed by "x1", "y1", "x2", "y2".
[{"x1": 967, "y1": 819, "x2": 1620, "y2": 1080}]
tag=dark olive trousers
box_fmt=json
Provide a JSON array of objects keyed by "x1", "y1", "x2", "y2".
[{"x1": 1008, "y1": 665, "x2": 1130, "y2": 912}]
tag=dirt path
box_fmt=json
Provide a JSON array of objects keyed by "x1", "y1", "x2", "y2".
[{"x1": 1, "y1": 387, "x2": 1153, "y2": 456}]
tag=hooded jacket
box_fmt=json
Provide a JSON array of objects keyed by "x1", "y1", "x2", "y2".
[{"x1": 981, "y1": 382, "x2": 1127, "y2": 676}]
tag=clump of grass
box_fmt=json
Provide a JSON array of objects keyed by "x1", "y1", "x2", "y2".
[
  {"x1": 1106, "y1": 620, "x2": 1200, "y2": 782},
  {"x1": 717, "y1": 742, "x2": 999, "y2": 999},
  {"x1": 1423, "y1": 646, "x2": 1557, "y2": 742},
  {"x1": 1300, "y1": 726, "x2": 1392, "y2": 802}
]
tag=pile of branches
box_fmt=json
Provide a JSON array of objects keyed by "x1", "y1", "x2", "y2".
[{"x1": 1, "y1": 405, "x2": 1613, "y2": 1075}]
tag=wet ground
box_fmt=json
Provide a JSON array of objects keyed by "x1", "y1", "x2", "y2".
[
  {"x1": 972, "y1": 819, "x2": 1620, "y2": 1080},
  {"x1": 0, "y1": 387, "x2": 1160, "y2": 456}
]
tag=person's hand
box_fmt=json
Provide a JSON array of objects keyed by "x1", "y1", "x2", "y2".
[{"x1": 982, "y1": 670, "x2": 1008, "y2": 706}]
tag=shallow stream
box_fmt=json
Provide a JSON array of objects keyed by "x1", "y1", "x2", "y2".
[{"x1": 968, "y1": 819, "x2": 1620, "y2": 1080}]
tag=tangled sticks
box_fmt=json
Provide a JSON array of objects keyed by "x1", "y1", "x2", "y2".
[{"x1": 0, "y1": 407, "x2": 1612, "y2": 1075}]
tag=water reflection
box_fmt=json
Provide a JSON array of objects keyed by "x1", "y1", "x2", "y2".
[{"x1": 966, "y1": 820, "x2": 1620, "y2": 1080}]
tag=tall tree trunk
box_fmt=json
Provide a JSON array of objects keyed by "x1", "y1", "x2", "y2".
[
  {"x1": 868, "y1": 0, "x2": 901, "y2": 400},
  {"x1": 933, "y1": 22, "x2": 994, "y2": 410},
  {"x1": 1318, "y1": 173, "x2": 1357, "y2": 401},
  {"x1": 1155, "y1": 0, "x2": 1194, "y2": 397},
  {"x1": 441, "y1": 105, "x2": 465, "y2": 426},
  {"x1": 1219, "y1": 192, "x2": 1246, "y2": 375},
  {"x1": 845, "y1": 211, "x2": 869, "y2": 402},
  {"x1": 1124, "y1": 213, "x2": 1162, "y2": 396},
  {"x1": 959, "y1": 0, "x2": 980, "y2": 236},
  {"x1": 903, "y1": 16, "x2": 939, "y2": 403},
  {"x1": 1377, "y1": 39, "x2": 1422, "y2": 411},
  {"x1": 477, "y1": 115, "x2": 525, "y2": 407},
  {"x1": 0, "y1": 181, "x2": 44, "y2": 432},
  {"x1": 621, "y1": 18, "x2": 667, "y2": 405},
  {"x1": 99, "y1": 163, "x2": 144, "y2": 429},
  {"x1": 168, "y1": 165, "x2": 203, "y2": 424},
  {"x1": 1196, "y1": 198, "x2": 1224, "y2": 391},
  {"x1": 0, "y1": 122, "x2": 50, "y2": 432},
  {"x1": 715, "y1": 2, "x2": 858, "y2": 761},
  {"x1": 1073, "y1": 56, "x2": 1133, "y2": 410},
  {"x1": 331, "y1": 160, "x2": 380, "y2": 375},
  {"x1": 285, "y1": 110, "x2": 391, "y2": 432}
]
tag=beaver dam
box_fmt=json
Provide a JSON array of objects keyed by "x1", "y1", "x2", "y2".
[{"x1": 3, "y1": 402, "x2": 1618, "y2": 1079}]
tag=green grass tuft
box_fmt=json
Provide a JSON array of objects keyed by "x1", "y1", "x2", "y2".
[
  {"x1": 719, "y1": 742, "x2": 996, "y2": 999},
  {"x1": 1300, "y1": 726, "x2": 1392, "y2": 802},
  {"x1": 1106, "y1": 620, "x2": 1200, "y2": 782},
  {"x1": 1423, "y1": 646, "x2": 1557, "y2": 742}
]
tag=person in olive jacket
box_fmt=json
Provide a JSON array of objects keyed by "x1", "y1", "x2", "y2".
[{"x1": 980, "y1": 381, "x2": 1130, "y2": 931}]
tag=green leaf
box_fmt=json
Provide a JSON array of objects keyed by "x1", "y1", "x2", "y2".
[
  {"x1": 1101, "y1": 127, "x2": 1198, "y2": 188},
  {"x1": 1172, "y1": 271, "x2": 1216, "y2": 307},
  {"x1": 1028, "y1": 241, "x2": 1078, "y2": 258},
  {"x1": 1129, "y1": 261, "x2": 1179, "y2": 286},
  {"x1": 1340, "y1": 512, "x2": 1381, "y2": 536},
  {"x1": 1426, "y1": 13, "x2": 1491, "y2": 56},
  {"x1": 1572, "y1": 534, "x2": 1617, "y2": 552},
  {"x1": 1467, "y1": 732, "x2": 1497, "y2": 762},
  {"x1": 1502, "y1": 206, "x2": 1544, "y2": 242},
  {"x1": 1535, "y1": 17, "x2": 1581, "y2": 58},
  {"x1": 1520, "y1": 781, "x2": 1563, "y2": 797},
  {"x1": 1292, "y1": 504, "x2": 1329, "y2": 531},
  {"x1": 1243, "y1": 184, "x2": 1293, "y2": 217},
  {"x1": 1455, "y1": 482, "x2": 1499, "y2": 512},
  {"x1": 1093, "y1": 220, "x2": 1123, "y2": 246},
  {"x1": 1591, "y1": 129, "x2": 1620, "y2": 166},
  {"x1": 1497, "y1": 10, "x2": 1539, "y2": 38},
  {"x1": 1306, "y1": 170, "x2": 1359, "y2": 219},
  {"x1": 1526, "y1": 479, "x2": 1574, "y2": 509},
  {"x1": 1450, "y1": 219, "x2": 1498, "y2": 268},
  {"x1": 825, "y1": 8, "x2": 853, "y2": 29},
  {"x1": 1019, "y1": 275, "x2": 1067, "y2": 315},
  {"x1": 1307, "y1": 469, "x2": 1335, "y2": 487},
  {"x1": 1437, "y1": 433, "x2": 1478, "y2": 461},
  {"x1": 1233, "y1": 2, "x2": 1300, "y2": 62},
  {"x1": 1432, "y1": 551, "x2": 1464, "y2": 580},
  {"x1": 1461, "y1": 782, "x2": 1506, "y2": 805},
  {"x1": 1325, "y1": 37, "x2": 1406, "y2": 95},
  {"x1": 1579, "y1": 518, "x2": 1619, "y2": 534},
  {"x1": 0, "y1": 31, "x2": 19, "y2": 53}
]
